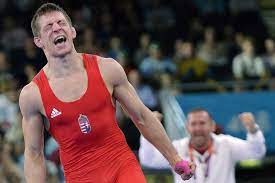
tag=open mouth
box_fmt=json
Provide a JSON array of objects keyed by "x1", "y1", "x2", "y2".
[{"x1": 54, "y1": 35, "x2": 67, "y2": 45}]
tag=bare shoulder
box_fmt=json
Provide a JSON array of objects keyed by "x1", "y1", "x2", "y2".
[
  {"x1": 19, "y1": 82, "x2": 42, "y2": 116},
  {"x1": 96, "y1": 56, "x2": 127, "y2": 86}
]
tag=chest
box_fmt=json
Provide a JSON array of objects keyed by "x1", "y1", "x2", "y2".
[
  {"x1": 48, "y1": 71, "x2": 88, "y2": 102},
  {"x1": 46, "y1": 86, "x2": 116, "y2": 148}
]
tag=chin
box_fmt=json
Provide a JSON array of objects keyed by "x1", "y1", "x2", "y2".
[
  {"x1": 192, "y1": 137, "x2": 207, "y2": 146},
  {"x1": 53, "y1": 48, "x2": 72, "y2": 57}
]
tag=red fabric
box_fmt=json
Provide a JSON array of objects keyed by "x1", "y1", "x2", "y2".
[
  {"x1": 48, "y1": 148, "x2": 60, "y2": 166},
  {"x1": 115, "y1": 161, "x2": 146, "y2": 183},
  {"x1": 33, "y1": 54, "x2": 142, "y2": 182}
]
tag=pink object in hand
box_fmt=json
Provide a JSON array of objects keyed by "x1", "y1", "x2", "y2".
[{"x1": 174, "y1": 160, "x2": 191, "y2": 175}]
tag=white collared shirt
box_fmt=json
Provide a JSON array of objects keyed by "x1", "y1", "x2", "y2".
[{"x1": 139, "y1": 131, "x2": 266, "y2": 183}]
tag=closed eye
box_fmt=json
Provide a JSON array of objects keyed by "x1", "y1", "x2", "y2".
[
  {"x1": 44, "y1": 23, "x2": 53, "y2": 32},
  {"x1": 58, "y1": 20, "x2": 67, "y2": 26}
]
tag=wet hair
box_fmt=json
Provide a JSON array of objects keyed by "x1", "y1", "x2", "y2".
[{"x1": 31, "y1": 3, "x2": 72, "y2": 37}]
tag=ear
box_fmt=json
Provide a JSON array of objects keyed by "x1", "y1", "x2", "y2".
[
  {"x1": 71, "y1": 26, "x2": 77, "y2": 39},
  {"x1": 34, "y1": 37, "x2": 43, "y2": 48},
  {"x1": 185, "y1": 122, "x2": 191, "y2": 134}
]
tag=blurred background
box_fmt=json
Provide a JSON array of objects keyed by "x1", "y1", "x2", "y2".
[{"x1": 0, "y1": 0, "x2": 275, "y2": 182}]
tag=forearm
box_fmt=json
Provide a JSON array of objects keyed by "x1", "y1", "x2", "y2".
[
  {"x1": 139, "y1": 135, "x2": 170, "y2": 168},
  {"x1": 246, "y1": 130, "x2": 266, "y2": 158},
  {"x1": 24, "y1": 151, "x2": 46, "y2": 183},
  {"x1": 135, "y1": 108, "x2": 181, "y2": 168}
]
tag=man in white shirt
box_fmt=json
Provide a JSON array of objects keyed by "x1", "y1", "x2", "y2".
[{"x1": 139, "y1": 108, "x2": 266, "y2": 183}]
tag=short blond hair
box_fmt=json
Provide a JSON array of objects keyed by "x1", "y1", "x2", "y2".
[{"x1": 31, "y1": 3, "x2": 72, "y2": 37}]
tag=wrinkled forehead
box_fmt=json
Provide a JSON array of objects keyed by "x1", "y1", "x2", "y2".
[
  {"x1": 187, "y1": 111, "x2": 212, "y2": 123},
  {"x1": 38, "y1": 11, "x2": 67, "y2": 27}
]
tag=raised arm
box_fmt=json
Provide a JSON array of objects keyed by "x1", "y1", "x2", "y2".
[
  {"x1": 229, "y1": 112, "x2": 266, "y2": 162},
  {"x1": 99, "y1": 58, "x2": 195, "y2": 180},
  {"x1": 19, "y1": 83, "x2": 46, "y2": 183}
]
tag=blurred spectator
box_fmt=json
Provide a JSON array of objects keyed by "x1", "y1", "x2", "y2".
[
  {"x1": 128, "y1": 69, "x2": 159, "y2": 110},
  {"x1": 0, "y1": 89, "x2": 19, "y2": 133},
  {"x1": 262, "y1": 38, "x2": 275, "y2": 77},
  {"x1": 9, "y1": 37, "x2": 44, "y2": 87},
  {"x1": 0, "y1": 137, "x2": 24, "y2": 183},
  {"x1": 107, "y1": 36, "x2": 125, "y2": 59},
  {"x1": 227, "y1": 32, "x2": 244, "y2": 67},
  {"x1": 232, "y1": 37, "x2": 266, "y2": 80},
  {"x1": 134, "y1": 33, "x2": 151, "y2": 67},
  {"x1": 232, "y1": 37, "x2": 267, "y2": 91},
  {"x1": 174, "y1": 40, "x2": 209, "y2": 82},
  {"x1": 1, "y1": 88, "x2": 20, "y2": 137},
  {"x1": 139, "y1": 43, "x2": 176, "y2": 80},
  {"x1": 22, "y1": 37, "x2": 45, "y2": 71},
  {"x1": 0, "y1": 16, "x2": 28, "y2": 52},
  {"x1": 197, "y1": 27, "x2": 228, "y2": 80},
  {"x1": 261, "y1": 38, "x2": 275, "y2": 90},
  {"x1": 45, "y1": 137, "x2": 62, "y2": 182},
  {"x1": 0, "y1": 51, "x2": 14, "y2": 93},
  {"x1": 139, "y1": 110, "x2": 266, "y2": 183},
  {"x1": 71, "y1": 6, "x2": 92, "y2": 33},
  {"x1": 173, "y1": 39, "x2": 184, "y2": 61},
  {"x1": 79, "y1": 27, "x2": 99, "y2": 54},
  {"x1": 116, "y1": 51, "x2": 133, "y2": 75},
  {"x1": 188, "y1": 17, "x2": 204, "y2": 43},
  {"x1": 23, "y1": 64, "x2": 37, "y2": 84}
]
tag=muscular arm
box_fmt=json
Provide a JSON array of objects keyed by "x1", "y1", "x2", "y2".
[
  {"x1": 100, "y1": 59, "x2": 182, "y2": 167},
  {"x1": 139, "y1": 135, "x2": 170, "y2": 168},
  {"x1": 19, "y1": 83, "x2": 46, "y2": 183}
]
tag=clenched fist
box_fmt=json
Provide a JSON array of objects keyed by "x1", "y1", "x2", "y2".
[
  {"x1": 239, "y1": 112, "x2": 258, "y2": 133},
  {"x1": 174, "y1": 160, "x2": 196, "y2": 180}
]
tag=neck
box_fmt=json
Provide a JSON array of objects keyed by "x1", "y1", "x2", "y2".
[
  {"x1": 44, "y1": 51, "x2": 83, "y2": 78},
  {"x1": 191, "y1": 138, "x2": 212, "y2": 155}
]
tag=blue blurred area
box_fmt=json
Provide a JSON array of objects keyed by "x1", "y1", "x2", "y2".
[{"x1": 176, "y1": 91, "x2": 275, "y2": 154}]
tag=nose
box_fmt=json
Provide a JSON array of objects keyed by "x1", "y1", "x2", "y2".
[
  {"x1": 52, "y1": 22, "x2": 61, "y2": 32},
  {"x1": 192, "y1": 124, "x2": 202, "y2": 132}
]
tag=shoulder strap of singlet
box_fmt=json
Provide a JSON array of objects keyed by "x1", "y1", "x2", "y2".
[
  {"x1": 83, "y1": 53, "x2": 112, "y2": 100},
  {"x1": 32, "y1": 69, "x2": 53, "y2": 109}
]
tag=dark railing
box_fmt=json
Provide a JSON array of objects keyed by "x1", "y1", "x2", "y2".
[{"x1": 176, "y1": 79, "x2": 274, "y2": 92}]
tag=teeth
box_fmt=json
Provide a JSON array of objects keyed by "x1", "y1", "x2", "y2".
[{"x1": 54, "y1": 36, "x2": 66, "y2": 45}]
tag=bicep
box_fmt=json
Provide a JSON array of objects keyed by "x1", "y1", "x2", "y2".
[
  {"x1": 22, "y1": 114, "x2": 44, "y2": 153},
  {"x1": 19, "y1": 86, "x2": 45, "y2": 153},
  {"x1": 101, "y1": 58, "x2": 148, "y2": 123}
]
